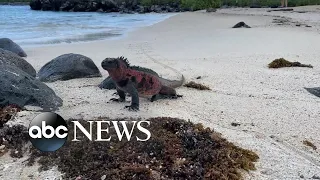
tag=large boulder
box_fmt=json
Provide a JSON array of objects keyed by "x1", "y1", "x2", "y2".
[
  {"x1": 38, "y1": 53, "x2": 102, "y2": 82},
  {"x1": 0, "y1": 48, "x2": 36, "y2": 77},
  {"x1": 0, "y1": 38, "x2": 27, "y2": 57},
  {"x1": 0, "y1": 64, "x2": 63, "y2": 110}
]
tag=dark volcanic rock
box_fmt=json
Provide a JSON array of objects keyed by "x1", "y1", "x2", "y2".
[
  {"x1": 0, "y1": 64, "x2": 63, "y2": 110},
  {"x1": 267, "y1": 8, "x2": 294, "y2": 12},
  {"x1": 0, "y1": 38, "x2": 27, "y2": 57},
  {"x1": 270, "y1": 5, "x2": 280, "y2": 8},
  {"x1": 232, "y1": 21, "x2": 251, "y2": 28},
  {"x1": 59, "y1": 1, "x2": 74, "y2": 11},
  {"x1": 305, "y1": 87, "x2": 320, "y2": 98},
  {"x1": 0, "y1": 49, "x2": 36, "y2": 77},
  {"x1": 29, "y1": 0, "x2": 42, "y2": 10},
  {"x1": 38, "y1": 53, "x2": 102, "y2": 82},
  {"x1": 250, "y1": 5, "x2": 261, "y2": 8},
  {"x1": 206, "y1": 8, "x2": 216, "y2": 12}
]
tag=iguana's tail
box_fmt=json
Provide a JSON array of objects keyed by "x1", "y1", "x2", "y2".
[
  {"x1": 159, "y1": 75, "x2": 185, "y2": 88},
  {"x1": 143, "y1": 50, "x2": 185, "y2": 88}
]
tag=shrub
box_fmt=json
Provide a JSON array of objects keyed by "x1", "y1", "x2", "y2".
[{"x1": 181, "y1": 0, "x2": 221, "y2": 10}]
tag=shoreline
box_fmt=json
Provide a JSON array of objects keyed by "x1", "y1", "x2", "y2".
[
  {"x1": 20, "y1": 5, "x2": 320, "y2": 49},
  {"x1": 1, "y1": 5, "x2": 177, "y2": 48},
  {"x1": 2, "y1": 7, "x2": 320, "y2": 179},
  {"x1": 20, "y1": 13, "x2": 178, "y2": 48}
]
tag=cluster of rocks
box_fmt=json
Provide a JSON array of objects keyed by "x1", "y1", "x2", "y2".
[
  {"x1": 29, "y1": 0, "x2": 185, "y2": 13},
  {"x1": 0, "y1": 39, "x2": 62, "y2": 110},
  {"x1": 0, "y1": 38, "x2": 103, "y2": 110}
]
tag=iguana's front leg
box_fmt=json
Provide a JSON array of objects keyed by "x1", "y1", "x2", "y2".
[
  {"x1": 110, "y1": 88, "x2": 126, "y2": 102},
  {"x1": 124, "y1": 83, "x2": 139, "y2": 111}
]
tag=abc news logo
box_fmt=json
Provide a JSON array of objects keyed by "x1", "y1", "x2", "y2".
[{"x1": 29, "y1": 112, "x2": 150, "y2": 152}]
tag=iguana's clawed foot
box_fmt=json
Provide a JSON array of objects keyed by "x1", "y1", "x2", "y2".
[
  {"x1": 125, "y1": 105, "x2": 139, "y2": 111},
  {"x1": 174, "y1": 94, "x2": 183, "y2": 98},
  {"x1": 109, "y1": 98, "x2": 125, "y2": 102},
  {"x1": 112, "y1": 92, "x2": 131, "y2": 97},
  {"x1": 165, "y1": 94, "x2": 183, "y2": 100}
]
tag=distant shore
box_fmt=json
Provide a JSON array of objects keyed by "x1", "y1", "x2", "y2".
[
  {"x1": 1, "y1": 5, "x2": 175, "y2": 46},
  {"x1": 28, "y1": 0, "x2": 320, "y2": 14},
  {"x1": 1, "y1": 6, "x2": 320, "y2": 180},
  {"x1": 0, "y1": 2, "x2": 28, "y2": 5}
]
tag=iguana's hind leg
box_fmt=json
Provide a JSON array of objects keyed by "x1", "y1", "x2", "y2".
[{"x1": 151, "y1": 86, "x2": 182, "y2": 102}]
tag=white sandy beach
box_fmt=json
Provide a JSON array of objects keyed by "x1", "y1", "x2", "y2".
[{"x1": 1, "y1": 6, "x2": 320, "y2": 180}]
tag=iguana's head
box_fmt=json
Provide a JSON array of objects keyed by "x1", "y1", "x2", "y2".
[{"x1": 101, "y1": 56, "x2": 130, "y2": 71}]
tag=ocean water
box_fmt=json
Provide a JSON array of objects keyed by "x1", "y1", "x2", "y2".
[{"x1": 0, "y1": 6, "x2": 175, "y2": 46}]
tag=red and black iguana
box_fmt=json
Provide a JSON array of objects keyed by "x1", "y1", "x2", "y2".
[{"x1": 101, "y1": 56, "x2": 184, "y2": 111}]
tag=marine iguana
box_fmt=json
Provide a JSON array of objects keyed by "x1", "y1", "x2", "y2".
[
  {"x1": 101, "y1": 57, "x2": 184, "y2": 111},
  {"x1": 99, "y1": 66, "x2": 159, "y2": 89}
]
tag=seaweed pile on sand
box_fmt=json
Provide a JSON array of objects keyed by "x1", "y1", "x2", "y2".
[
  {"x1": 0, "y1": 105, "x2": 28, "y2": 158},
  {"x1": 268, "y1": 58, "x2": 313, "y2": 68},
  {"x1": 0, "y1": 105, "x2": 21, "y2": 127},
  {"x1": 303, "y1": 140, "x2": 317, "y2": 150},
  {"x1": 184, "y1": 81, "x2": 211, "y2": 90},
  {"x1": 28, "y1": 117, "x2": 258, "y2": 180}
]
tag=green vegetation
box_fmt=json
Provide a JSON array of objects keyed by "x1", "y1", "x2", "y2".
[
  {"x1": 181, "y1": 0, "x2": 221, "y2": 10},
  {"x1": 140, "y1": 0, "x2": 180, "y2": 6},
  {"x1": 220, "y1": 0, "x2": 319, "y2": 7},
  {"x1": 140, "y1": 0, "x2": 221, "y2": 9},
  {"x1": 139, "y1": 0, "x2": 319, "y2": 9}
]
